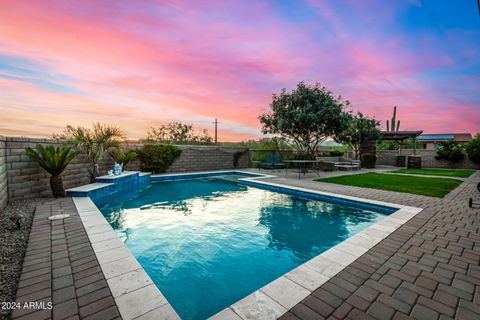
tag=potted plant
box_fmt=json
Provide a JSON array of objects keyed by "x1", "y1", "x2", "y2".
[{"x1": 25, "y1": 145, "x2": 79, "y2": 197}]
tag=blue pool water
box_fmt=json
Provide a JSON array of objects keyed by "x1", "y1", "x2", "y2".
[{"x1": 98, "y1": 174, "x2": 394, "y2": 319}]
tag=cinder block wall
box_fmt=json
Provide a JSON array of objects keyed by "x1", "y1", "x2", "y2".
[
  {"x1": 0, "y1": 136, "x2": 7, "y2": 210},
  {"x1": 4, "y1": 137, "x2": 250, "y2": 201},
  {"x1": 376, "y1": 149, "x2": 480, "y2": 169},
  {"x1": 5, "y1": 137, "x2": 112, "y2": 200},
  {"x1": 125, "y1": 145, "x2": 250, "y2": 173}
]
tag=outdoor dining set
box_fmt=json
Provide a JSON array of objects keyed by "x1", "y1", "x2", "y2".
[{"x1": 252, "y1": 154, "x2": 361, "y2": 179}]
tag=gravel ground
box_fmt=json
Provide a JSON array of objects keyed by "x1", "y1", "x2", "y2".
[{"x1": 0, "y1": 198, "x2": 47, "y2": 320}]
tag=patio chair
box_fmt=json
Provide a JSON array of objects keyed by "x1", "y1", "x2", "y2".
[
  {"x1": 469, "y1": 182, "x2": 480, "y2": 208},
  {"x1": 469, "y1": 198, "x2": 480, "y2": 208}
]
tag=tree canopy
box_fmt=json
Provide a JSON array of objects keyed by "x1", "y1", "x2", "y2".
[
  {"x1": 146, "y1": 121, "x2": 213, "y2": 145},
  {"x1": 335, "y1": 112, "x2": 380, "y2": 159},
  {"x1": 436, "y1": 140, "x2": 465, "y2": 163},
  {"x1": 259, "y1": 82, "x2": 351, "y2": 157},
  {"x1": 465, "y1": 134, "x2": 480, "y2": 163}
]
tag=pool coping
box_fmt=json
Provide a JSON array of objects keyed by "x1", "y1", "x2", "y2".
[
  {"x1": 72, "y1": 170, "x2": 423, "y2": 320},
  {"x1": 72, "y1": 197, "x2": 180, "y2": 320}
]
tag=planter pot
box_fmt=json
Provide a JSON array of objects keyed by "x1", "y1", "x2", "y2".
[
  {"x1": 407, "y1": 156, "x2": 422, "y2": 169},
  {"x1": 361, "y1": 154, "x2": 377, "y2": 169},
  {"x1": 395, "y1": 155, "x2": 406, "y2": 167}
]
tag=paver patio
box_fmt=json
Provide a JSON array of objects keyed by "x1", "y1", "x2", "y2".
[
  {"x1": 269, "y1": 171, "x2": 480, "y2": 320},
  {"x1": 11, "y1": 168, "x2": 480, "y2": 320},
  {"x1": 12, "y1": 198, "x2": 121, "y2": 320}
]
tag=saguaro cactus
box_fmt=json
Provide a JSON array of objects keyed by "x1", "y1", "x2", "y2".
[{"x1": 386, "y1": 106, "x2": 401, "y2": 131}]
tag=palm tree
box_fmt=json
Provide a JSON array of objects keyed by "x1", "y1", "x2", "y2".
[
  {"x1": 25, "y1": 145, "x2": 79, "y2": 197},
  {"x1": 108, "y1": 147, "x2": 137, "y2": 169},
  {"x1": 55, "y1": 123, "x2": 124, "y2": 182}
]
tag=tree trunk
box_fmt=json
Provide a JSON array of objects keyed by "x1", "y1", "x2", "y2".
[
  {"x1": 50, "y1": 175, "x2": 66, "y2": 198},
  {"x1": 94, "y1": 163, "x2": 100, "y2": 177}
]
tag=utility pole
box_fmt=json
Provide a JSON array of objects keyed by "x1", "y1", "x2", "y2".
[{"x1": 213, "y1": 118, "x2": 218, "y2": 144}]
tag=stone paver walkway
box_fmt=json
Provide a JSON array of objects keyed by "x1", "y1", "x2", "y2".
[
  {"x1": 12, "y1": 198, "x2": 121, "y2": 320},
  {"x1": 273, "y1": 172, "x2": 480, "y2": 320}
]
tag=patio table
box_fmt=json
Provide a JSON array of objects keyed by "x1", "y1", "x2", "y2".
[{"x1": 283, "y1": 160, "x2": 322, "y2": 179}]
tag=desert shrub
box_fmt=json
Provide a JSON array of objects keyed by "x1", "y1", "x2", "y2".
[
  {"x1": 137, "y1": 144, "x2": 181, "y2": 173},
  {"x1": 250, "y1": 151, "x2": 269, "y2": 162},
  {"x1": 435, "y1": 140, "x2": 464, "y2": 163},
  {"x1": 465, "y1": 134, "x2": 480, "y2": 163},
  {"x1": 233, "y1": 150, "x2": 248, "y2": 168},
  {"x1": 329, "y1": 150, "x2": 344, "y2": 157},
  {"x1": 109, "y1": 147, "x2": 137, "y2": 168}
]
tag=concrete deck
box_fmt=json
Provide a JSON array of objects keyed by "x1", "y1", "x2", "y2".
[{"x1": 261, "y1": 171, "x2": 480, "y2": 320}]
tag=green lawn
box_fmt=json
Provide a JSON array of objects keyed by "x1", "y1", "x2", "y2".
[
  {"x1": 316, "y1": 173, "x2": 463, "y2": 198},
  {"x1": 390, "y1": 168, "x2": 476, "y2": 178}
]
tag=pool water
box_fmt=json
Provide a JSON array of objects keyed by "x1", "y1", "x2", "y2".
[{"x1": 98, "y1": 175, "x2": 393, "y2": 319}]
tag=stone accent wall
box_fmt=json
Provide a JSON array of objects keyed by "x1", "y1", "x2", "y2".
[
  {"x1": 4, "y1": 137, "x2": 250, "y2": 201},
  {"x1": 0, "y1": 136, "x2": 7, "y2": 210},
  {"x1": 377, "y1": 149, "x2": 480, "y2": 169}
]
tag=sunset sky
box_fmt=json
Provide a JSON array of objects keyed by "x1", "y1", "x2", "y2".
[{"x1": 0, "y1": 0, "x2": 479, "y2": 141}]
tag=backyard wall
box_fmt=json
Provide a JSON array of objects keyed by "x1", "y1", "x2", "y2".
[
  {"x1": 376, "y1": 149, "x2": 480, "y2": 169},
  {"x1": 4, "y1": 137, "x2": 250, "y2": 201},
  {"x1": 0, "y1": 136, "x2": 7, "y2": 210}
]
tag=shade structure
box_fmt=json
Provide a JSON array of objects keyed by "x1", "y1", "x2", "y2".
[{"x1": 380, "y1": 130, "x2": 423, "y2": 155}]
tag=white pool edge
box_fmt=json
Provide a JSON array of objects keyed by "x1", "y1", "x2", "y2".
[
  {"x1": 73, "y1": 170, "x2": 423, "y2": 320},
  {"x1": 72, "y1": 196, "x2": 181, "y2": 320}
]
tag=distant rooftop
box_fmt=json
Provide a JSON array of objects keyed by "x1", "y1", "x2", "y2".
[
  {"x1": 417, "y1": 133, "x2": 472, "y2": 142},
  {"x1": 380, "y1": 130, "x2": 423, "y2": 141}
]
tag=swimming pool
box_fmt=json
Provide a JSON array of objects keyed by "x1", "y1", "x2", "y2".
[{"x1": 97, "y1": 174, "x2": 396, "y2": 319}]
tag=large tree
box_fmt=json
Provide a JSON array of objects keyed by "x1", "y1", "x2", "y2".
[
  {"x1": 259, "y1": 82, "x2": 351, "y2": 157},
  {"x1": 335, "y1": 112, "x2": 380, "y2": 160}
]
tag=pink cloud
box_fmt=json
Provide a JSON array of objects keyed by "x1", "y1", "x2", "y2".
[{"x1": 0, "y1": 0, "x2": 478, "y2": 141}]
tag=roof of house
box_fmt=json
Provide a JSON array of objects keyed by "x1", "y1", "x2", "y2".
[
  {"x1": 380, "y1": 130, "x2": 423, "y2": 141},
  {"x1": 417, "y1": 133, "x2": 472, "y2": 142}
]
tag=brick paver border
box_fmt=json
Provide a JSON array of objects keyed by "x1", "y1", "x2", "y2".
[{"x1": 12, "y1": 198, "x2": 121, "y2": 320}]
